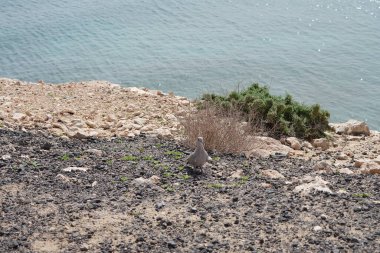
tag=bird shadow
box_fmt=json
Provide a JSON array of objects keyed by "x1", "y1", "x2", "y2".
[{"x1": 185, "y1": 166, "x2": 211, "y2": 178}]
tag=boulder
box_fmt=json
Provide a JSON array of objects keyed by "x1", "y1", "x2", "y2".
[
  {"x1": 259, "y1": 182, "x2": 272, "y2": 189},
  {"x1": 374, "y1": 155, "x2": 380, "y2": 165},
  {"x1": 329, "y1": 120, "x2": 370, "y2": 136},
  {"x1": 132, "y1": 177, "x2": 151, "y2": 185},
  {"x1": 312, "y1": 161, "x2": 331, "y2": 172},
  {"x1": 149, "y1": 175, "x2": 161, "y2": 184},
  {"x1": 52, "y1": 122, "x2": 69, "y2": 133},
  {"x1": 354, "y1": 159, "x2": 371, "y2": 168},
  {"x1": 357, "y1": 162, "x2": 380, "y2": 175},
  {"x1": 12, "y1": 113, "x2": 27, "y2": 121},
  {"x1": 312, "y1": 138, "x2": 330, "y2": 151},
  {"x1": 156, "y1": 128, "x2": 173, "y2": 139},
  {"x1": 336, "y1": 153, "x2": 349, "y2": 160},
  {"x1": 293, "y1": 176, "x2": 332, "y2": 196},
  {"x1": 85, "y1": 149, "x2": 103, "y2": 157},
  {"x1": 85, "y1": 120, "x2": 97, "y2": 128},
  {"x1": 302, "y1": 141, "x2": 314, "y2": 149},
  {"x1": 245, "y1": 136, "x2": 292, "y2": 158},
  {"x1": 106, "y1": 114, "x2": 117, "y2": 122},
  {"x1": 339, "y1": 168, "x2": 354, "y2": 175},
  {"x1": 131, "y1": 177, "x2": 164, "y2": 192},
  {"x1": 134, "y1": 117, "x2": 147, "y2": 126},
  {"x1": 56, "y1": 174, "x2": 72, "y2": 183},
  {"x1": 230, "y1": 169, "x2": 244, "y2": 179},
  {"x1": 70, "y1": 130, "x2": 94, "y2": 139},
  {"x1": 286, "y1": 137, "x2": 301, "y2": 150},
  {"x1": 1, "y1": 154, "x2": 11, "y2": 160},
  {"x1": 62, "y1": 167, "x2": 90, "y2": 172}
]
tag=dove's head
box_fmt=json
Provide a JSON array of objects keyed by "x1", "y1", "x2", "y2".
[{"x1": 196, "y1": 137, "x2": 204, "y2": 147}]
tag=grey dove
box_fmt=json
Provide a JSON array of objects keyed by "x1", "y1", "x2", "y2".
[{"x1": 186, "y1": 137, "x2": 211, "y2": 172}]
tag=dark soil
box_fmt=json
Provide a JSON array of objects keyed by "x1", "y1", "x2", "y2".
[{"x1": 1, "y1": 129, "x2": 379, "y2": 252}]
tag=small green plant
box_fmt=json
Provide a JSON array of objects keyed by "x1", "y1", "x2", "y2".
[
  {"x1": 180, "y1": 175, "x2": 191, "y2": 180},
  {"x1": 165, "y1": 150, "x2": 184, "y2": 159},
  {"x1": 208, "y1": 183, "x2": 225, "y2": 189},
  {"x1": 121, "y1": 155, "x2": 139, "y2": 162},
  {"x1": 143, "y1": 155, "x2": 154, "y2": 161},
  {"x1": 161, "y1": 184, "x2": 174, "y2": 192},
  {"x1": 352, "y1": 193, "x2": 370, "y2": 198},
  {"x1": 153, "y1": 161, "x2": 162, "y2": 167},
  {"x1": 29, "y1": 160, "x2": 39, "y2": 168},
  {"x1": 60, "y1": 154, "x2": 70, "y2": 161},
  {"x1": 163, "y1": 172, "x2": 174, "y2": 178},
  {"x1": 138, "y1": 147, "x2": 145, "y2": 153},
  {"x1": 240, "y1": 175, "x2": 250, "y2": 183},
  {"x1": 120, "y1": 176, "x2": 128, "y2": 182},
  {"x1": 156, "y1": 143, "x2": 164, "y2": 148},
  {"x1": 106, "y1": 159, "x2": 114, "y2": 165},
  {"x1": 178, "y1": 165, "x2": 185, "y2": 171},
  {"x1": 213, "y1": 156, "x2": 221, "y2": 161}
]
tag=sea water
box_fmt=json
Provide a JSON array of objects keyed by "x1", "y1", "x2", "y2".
[{"x1": 0, "y1": 0, "x2": 379, "y2": 129}]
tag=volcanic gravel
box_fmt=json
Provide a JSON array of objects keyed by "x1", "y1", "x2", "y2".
[{"x1": 0, "y1": 129, "x2": 379, "y2": 252}]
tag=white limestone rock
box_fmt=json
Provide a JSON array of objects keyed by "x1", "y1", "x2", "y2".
[
  {"x1": 293, "y1": 176, "x2": 332, "y2": 196},
  {"x1": 330, "y1": 120, "x2": 370, "y2": 136}
]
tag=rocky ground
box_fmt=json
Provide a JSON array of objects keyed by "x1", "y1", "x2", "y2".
[
  {"x1": 1, "y1": 128, "x2": 380, "y2": 252},
  {"x1": 1, "y1": 78, "x2": 380, "y2": 252},
  {"x1": 0, "y1": 78, "x2": 191, "y2": 139}
]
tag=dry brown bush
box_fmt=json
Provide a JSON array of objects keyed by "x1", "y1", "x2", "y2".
[{"x1": 180, "y1": 104, "x2": 257, "y2": 154}]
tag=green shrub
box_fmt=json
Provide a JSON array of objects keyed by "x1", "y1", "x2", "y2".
[{"x1": 202, "y1": 83, "x2": 330, "y2": 139}]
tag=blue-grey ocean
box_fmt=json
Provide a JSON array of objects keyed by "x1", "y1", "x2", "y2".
[{"x1": 0, "y1": 0, "x2": 379, "y2": 129}]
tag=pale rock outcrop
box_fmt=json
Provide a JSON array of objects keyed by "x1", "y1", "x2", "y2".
[
  {"x1": 0, "y1": 78, "x2": 192, "y2": 140},
  {"x1": 330, "y1": 120, "x2": 370, "y2": 136}
]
